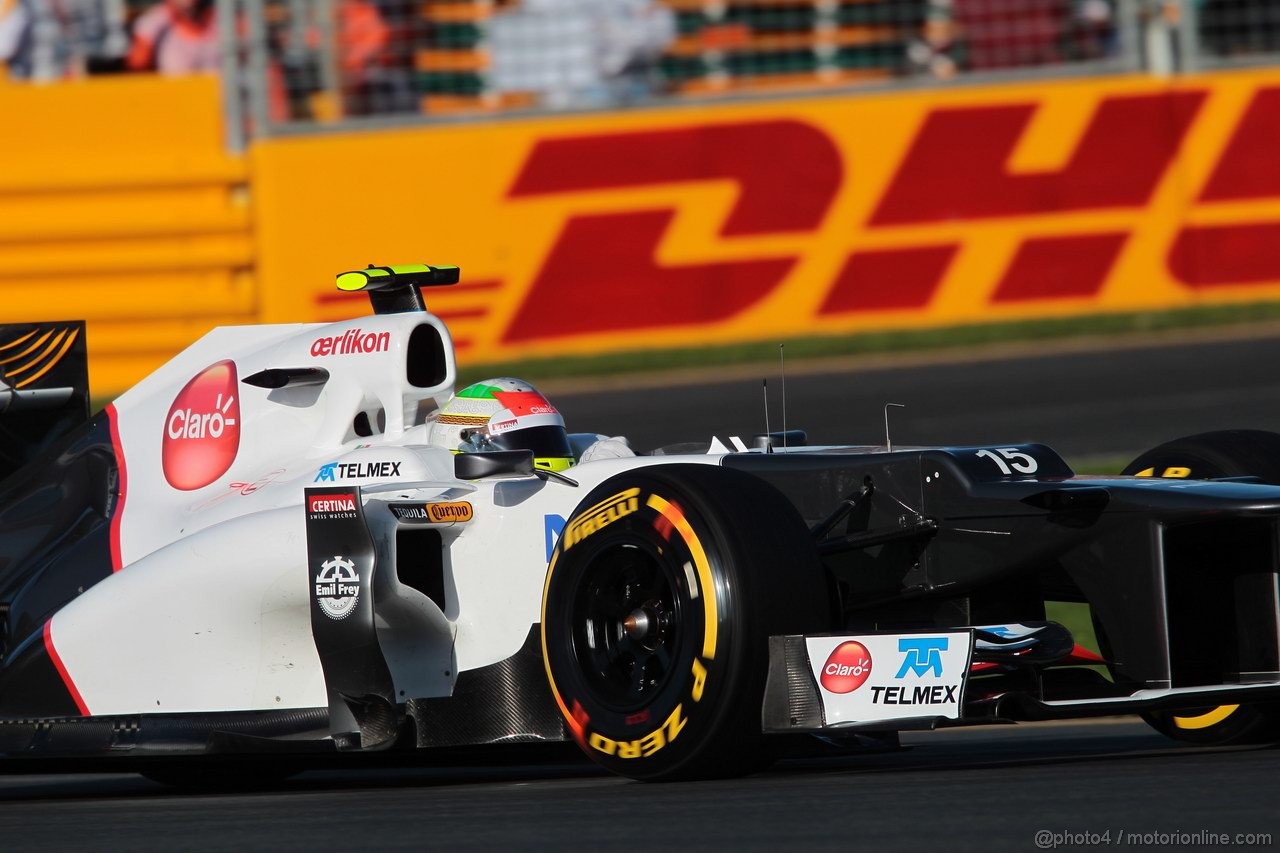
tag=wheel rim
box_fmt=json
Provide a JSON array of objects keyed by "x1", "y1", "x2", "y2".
[{"x1": 570, "y1": 540, "x2": 686, "y2": 712}]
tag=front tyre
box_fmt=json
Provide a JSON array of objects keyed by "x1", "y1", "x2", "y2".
[
  {"x1": 1123, "y1": 430, "x2": 1280, "y2": 746},
  {"x1": 541, "y1": 464, "x2": 828, "y2": 781}
]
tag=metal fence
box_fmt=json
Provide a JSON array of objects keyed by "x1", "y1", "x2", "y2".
[
  {"x1": 221, "y1": 0, "x2": 1144, "y2": 136},
  {"x1": 1189, "y1": 0, "x2": 1280, "y2": 65},
  {"x1": 3, "y1": 0, "x2": 1280, "y2": 141}
]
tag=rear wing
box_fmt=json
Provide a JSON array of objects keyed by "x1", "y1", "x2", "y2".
[{"x1": 0, "y1": 322, "x2": 90, "y2": 481}]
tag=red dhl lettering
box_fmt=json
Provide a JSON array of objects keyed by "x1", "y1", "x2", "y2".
[
  {"x1": 496, "y1": 85, "x2": 1280, "y2": 343},
  {"x1": 295, "y1": 73, "x2": 1280, "y2": 368}
]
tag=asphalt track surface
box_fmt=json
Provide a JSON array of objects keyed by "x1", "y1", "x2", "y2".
[
  {"x1": 554, "y1": 331, "x2": 1280, "y2": 461},
  {"x1": 5, "y1": 333, "x2": 1280, "y2": 850},
  {"x1": 1, "y1": 722, "x2": 1277, "y2": 851}
]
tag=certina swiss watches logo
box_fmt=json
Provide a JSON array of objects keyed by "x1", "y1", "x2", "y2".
[
  {"x1": 162, "y1": 360, "x2": 240, "y2": 490},
  {"x1": 820, "y1": 641, "x2": 873, "y2": 694},
  {"x1": 308, "y1": 492, "x2": 358, "y2": 520},
  {"x1": 805, "y1": 631, "x2": 972, "y2": 725},
  {"x1": 310, "y1": 328, "x2": 390, "y2": 357},
  {"x1": 390, "y1": 502, "x2": 474, "y2": 523},
  {"x1": 315, "y1": 460, "x2": 402, "y2": 482},
  {"x1": 314, "y1": 555, "x2": 360, "y2": 620}
]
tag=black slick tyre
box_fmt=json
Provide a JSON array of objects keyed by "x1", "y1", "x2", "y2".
[
  {"x1": 1122, "y1": 430, "x2": 1280, "y2": 746},
  {"x1": 540, "y1": 464, "x2": 828, "y2": 781}
]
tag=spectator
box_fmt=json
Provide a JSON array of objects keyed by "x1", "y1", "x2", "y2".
[
  {"x1": 3, "y1": 0, "x2": 126, "y2": 79},
  {"x1": 910, "y1": 0, "x2": 1115, "y2": 77},
  {"x1": 125, "y1": 0, "x2": 389, "y2": 121},
  {"x1": 330, "y1": 0, "x2": 392, "y2": 115},
  {"x1": 488, "y1": 0, "x2": 675, "y2": 109},
  {"x1": 0, "y1": 0, "x2": 30, "y2": 78},
  {"x1": 279, "y1": 0, "x2": 394, "y2": 118},
  {"x1": 908, "y1": 1, "x2": 963, "y2": 79},
  {"x1": 954, "y1": 0, "x2": 1069, "y2": 70},
  {"x1": 125, "y1": 0, "x2": 218, "y2": 74}
]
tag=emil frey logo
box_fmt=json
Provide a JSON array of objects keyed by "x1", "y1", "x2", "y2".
[
  {"x1": 162, "y1": 360, "x2": 240, "y2": 491},
  {"x1": 820, "y1": 641, "x2": 873, "y2": 694},
  {"x1": 314, "y1": 555, "x2": 360, "y2": 620}
]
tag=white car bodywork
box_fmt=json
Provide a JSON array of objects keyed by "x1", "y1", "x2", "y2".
[{"x1": 48, "y1": 310, "x2": 715, "y2": 717}]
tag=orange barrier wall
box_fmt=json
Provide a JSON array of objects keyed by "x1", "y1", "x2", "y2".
[
  {"x1": 0, "y1": 75, "x2": 251, "y2": 395},
  {"x1": 10, "y1": 69, "x2": 1280, "y2": 394},
  {"x1": 253, "y1": 68, "x2": 1280, "y2": 369}
]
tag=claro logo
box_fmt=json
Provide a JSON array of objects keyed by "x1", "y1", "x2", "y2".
[
  {"x1": 162, "y1": 360, "x2": 241, "y2": 491},
  {"x1": 820, "y1": 641, "x2": 873, "y2": 694}
]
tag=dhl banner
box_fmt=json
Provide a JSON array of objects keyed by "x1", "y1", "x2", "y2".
[
  {"x1": 251, "y1": 68, "x2": 1280, "y2": 369},
  {"x1": 9, "y1": 69, "x2": 1280, "y2": 395}
]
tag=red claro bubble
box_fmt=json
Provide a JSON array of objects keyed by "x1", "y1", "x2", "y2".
[
  {"x1": 820, "y1": 641, "x2": 873, "y2": 694},
  {"x1": 162, "y1": 360, "x2": 241, "y2": 491}
]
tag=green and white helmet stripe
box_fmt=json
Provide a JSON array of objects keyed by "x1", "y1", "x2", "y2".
[{"x1": 428, "y1": 377, "x2": 569, "y2": 464}]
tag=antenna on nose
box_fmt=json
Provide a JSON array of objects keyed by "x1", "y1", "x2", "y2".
[
  {"x1": 762, "y1": 379, "x2": 772, "y2": 453},
  {"x1": 884, "y1": 403, "x2": 905, "y2": 452},
  {"x1": 779, "y1": 344, "x2": 787, "y2": 451}
]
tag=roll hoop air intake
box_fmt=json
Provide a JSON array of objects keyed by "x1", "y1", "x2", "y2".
[{"x1": 335, "y1": 264, "x2": 460, "y2": 315}]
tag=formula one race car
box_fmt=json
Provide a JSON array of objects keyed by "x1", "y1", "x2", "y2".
[{"x1": 2, "y1": 264, "x2": 1279, "y2": 784}]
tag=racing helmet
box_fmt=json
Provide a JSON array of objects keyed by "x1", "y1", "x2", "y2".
[{"x1": 428, "y1": 378, "x2": 575, "y2": 472}]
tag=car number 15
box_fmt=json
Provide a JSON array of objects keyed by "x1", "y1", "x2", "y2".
[{"x1": 975, "y1": 447, "x2": 1038, "y2": 475}]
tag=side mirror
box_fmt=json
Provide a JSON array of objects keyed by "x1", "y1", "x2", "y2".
[{"x1": 454, "y1": 449, "x2": 535, "y2": 480}]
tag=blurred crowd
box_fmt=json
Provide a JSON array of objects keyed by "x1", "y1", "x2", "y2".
[
  {"x1": 0, "y1": 0, "x2": 130, "y2": 79},
  {"x1": 1, "y1": 0, "x2": 1277, "y2": 119},
  {"x1": 908, "y1": 0, "x2": 1119, "y2": 79},
  {"x1": 0, "y1": 0, "x2": 390, "y2": 78}
]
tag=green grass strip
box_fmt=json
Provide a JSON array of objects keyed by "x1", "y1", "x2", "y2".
[{"x1": 457, "y1": 301, "x2": 1280, "y2": 386}]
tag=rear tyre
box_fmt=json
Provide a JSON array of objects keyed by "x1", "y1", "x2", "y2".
[
  {"x1": 540, "y1": 464, "x2": 828, "y2": 781},
  {"x1": 1122, "y1": 430, "x2": 1280, "y2": 746}
]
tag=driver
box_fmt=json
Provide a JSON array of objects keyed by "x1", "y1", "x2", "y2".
[{"x1": 428, "y1": 378, "x2": 576, "y2": 472}]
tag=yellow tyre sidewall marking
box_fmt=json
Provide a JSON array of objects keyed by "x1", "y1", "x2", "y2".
[
  {"x1": 1172, "y1": 704, "x2": 1239, "y2": 730},
  {"x1": 645, "y1": 493, "x2": 717, "y2": 661}
]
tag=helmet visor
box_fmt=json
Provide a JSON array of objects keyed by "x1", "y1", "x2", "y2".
[{"x1": 485, "y1": 424, "x2": 574, "y2": 460}]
